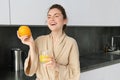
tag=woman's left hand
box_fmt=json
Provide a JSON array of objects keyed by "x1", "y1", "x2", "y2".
[{"x1": 45, "y1": 57, "x2": 57, "y2": 69}]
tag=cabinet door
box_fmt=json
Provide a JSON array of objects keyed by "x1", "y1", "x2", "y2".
[
  {"x1": 80, "y1": 68, "x2": 104, "y2": 80},
  {"x1": 0, "y1": 0, "x2": 10, "y2": 25},
  {"x1": 9, "y1": 0, "x2": 120, "y2": 26},
  {"x1": 103, "y1": 63, "x2": 120, "y2": 80},
  {"x1": 80, "y1": 63, "x2": 120, "y2": 80},
  {"x1": 10, "y1": 0, "x2": 51, "y2": 25},
  {"x1": 10, "y1": 0, "x2": 82, "y2": 26}
]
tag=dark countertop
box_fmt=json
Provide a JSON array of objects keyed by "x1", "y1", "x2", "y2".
[
  {"x1": 1, "y1": 51, "x2": 120, "y2": 80},
  {"x1": 0, "y1": 69, "x2": 35, "y2": 80},
  {"x1": 80, "y1": 51, "x2": 120, "y2": 72}
]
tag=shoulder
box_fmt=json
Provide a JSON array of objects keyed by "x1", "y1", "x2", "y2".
[
  {"x1": 36, "y1": 34, "x2": 48, "y2": 39},
  {"x1": 35, "y1": 34, "x2": 49, "y2": 43},
  {"x1": 65, "y1": 35, "x2": 79, "y2": 52},
  {"x1": 66, "y1": 35, "x2": 77, "y2": 44}
]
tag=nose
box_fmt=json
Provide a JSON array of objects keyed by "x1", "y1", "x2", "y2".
[{"x1": 49, "y1": 16, "x2": 55, "y2": 21}]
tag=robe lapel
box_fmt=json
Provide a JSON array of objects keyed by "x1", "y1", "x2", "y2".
[
  {"x1": 47, "y1": 34, "x2": 54, "y2": 57},
  {"x1": 48, "y1": 33, "x2": 66, "y2": 61},
  {"x1": 55, "y1": 33, "x2": 66, "y2": 57}
]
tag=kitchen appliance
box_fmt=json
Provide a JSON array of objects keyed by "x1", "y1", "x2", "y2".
[{"x1": 11, "y1": 48, "x2": 23, "y2": 71}]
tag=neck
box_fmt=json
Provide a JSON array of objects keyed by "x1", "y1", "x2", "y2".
[{"x1": 51, "y1": 30, "x2": 64, "y2": 41}]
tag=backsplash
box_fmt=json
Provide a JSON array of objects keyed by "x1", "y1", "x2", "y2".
[{"x1": 0, "y1": 25, "x2": 120, "y2": 68}]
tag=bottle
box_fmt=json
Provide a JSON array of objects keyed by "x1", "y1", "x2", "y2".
[{"x1": 104, "y1": 44, "x2": 108, "y2": 55}]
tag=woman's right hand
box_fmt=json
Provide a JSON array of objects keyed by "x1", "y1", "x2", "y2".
[{"x1": 17, "y1": 31, "x2": 34, "y2": 46}]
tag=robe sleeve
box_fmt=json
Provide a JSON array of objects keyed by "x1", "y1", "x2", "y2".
[
  {"x1": 56, "y1": 39, "x2": 80, "y2": 80},
  {"x1": 24, "y1": 40, "x2": 39, "y2": 76},
  {"x1": 24, "y1": 51, "x2": 39, "y2": 76}
]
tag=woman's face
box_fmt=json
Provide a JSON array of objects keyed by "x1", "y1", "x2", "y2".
[{"x1": 47, "y1": 8, "x2": 67, "y2": 32}]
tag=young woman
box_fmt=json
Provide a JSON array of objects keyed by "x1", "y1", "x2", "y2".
[{"x1": 17, "y1": 4, "x2": 80, "y2": 80}]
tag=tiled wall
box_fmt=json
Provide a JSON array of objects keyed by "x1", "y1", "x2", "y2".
[{"x1": 0, "y1": 25, "x2": 120, "y2": 69}]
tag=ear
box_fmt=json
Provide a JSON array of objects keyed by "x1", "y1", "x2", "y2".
[{"x1": 64, "y1": 19, "x2": 68, "y2": 25}]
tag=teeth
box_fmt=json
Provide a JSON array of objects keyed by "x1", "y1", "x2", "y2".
[
  {"x1": 50, "y1": 23, "x2": 56, "y2": 26},
  {"x1": 51, "y1": 24, "x2": 55, "y2": 26}
]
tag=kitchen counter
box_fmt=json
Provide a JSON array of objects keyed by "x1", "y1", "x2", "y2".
[
  {"x1": 80, "y1": 51, "x2": 120, "y2": 72},
  {"x1": 0, "y1": 69, "x2": 35, "y2": 80},
  {"x1": 1, "y1": 51, "x2": 120, "y2": 80}
]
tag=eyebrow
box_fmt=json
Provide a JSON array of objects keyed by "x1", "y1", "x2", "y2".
[{"x1": 48, "y1": 13, "x2": 62, "y2": 16}]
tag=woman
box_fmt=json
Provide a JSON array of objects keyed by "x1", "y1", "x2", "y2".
[{"x1": 17, "y1": 4, "x2": 80, "y2": 80}]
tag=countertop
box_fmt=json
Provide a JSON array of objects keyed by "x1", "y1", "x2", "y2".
[
  {"x1": 0, "y1": 69, "x2": 35, "y2": 80},
  {"x1": 80, "y1": 51, "x2": 120, "y2": 72},
  {"x1": 1, "y1": 51, "x2": 120, "y2": 79}
]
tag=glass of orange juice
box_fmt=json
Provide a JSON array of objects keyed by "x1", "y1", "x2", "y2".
[{"x1": 39, "y1": 50, "x2": 51, "y2": 63}]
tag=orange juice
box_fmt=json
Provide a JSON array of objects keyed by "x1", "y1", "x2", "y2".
[{"x1": 39, "y1": 55, "x2": 51, "y2": 63}]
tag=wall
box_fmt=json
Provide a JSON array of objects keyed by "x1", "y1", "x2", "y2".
[
  {"x1": 10, "y1": 0, "x2": 120, "y2": 25},
  {"x1": 0, "y1": 26, "x2": 120, "y2": 69}
]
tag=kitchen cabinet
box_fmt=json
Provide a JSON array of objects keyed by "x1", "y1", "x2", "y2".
[
  {"x1": 1, "y1": 0, "x2": 120, "y2": 25},
  {"x1": 80, "y1": 62, "x2": 120, "y2": 80},
  {"x1": 0, "y1": 0, "x2": 10, "y2": 25},
  {"x1": 10, "y1": 0, "x2": 51, "y2": 25},
  {"x1": 9, "y1": 0, "x2": 82, "y2": 26}
]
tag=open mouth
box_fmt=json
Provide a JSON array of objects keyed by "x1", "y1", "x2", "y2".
[{"x1": 50, "y1": 23, "x2": 57, "y2": 26}]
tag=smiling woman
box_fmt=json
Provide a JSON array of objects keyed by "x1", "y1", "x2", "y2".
[
  {"x1": 17, "y1": 4, "x2": 80, "y2": 80},
  {"x1": 47, "y1": 8, "x2": 66, "y2": 32},
  {"x1": 47, "y1": 5, "x2": 67, "y2": 31}
]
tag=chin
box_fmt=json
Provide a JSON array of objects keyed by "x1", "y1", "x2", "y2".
[{"x1": 48, "y1": 27, "x2": 56, "y2": 31}]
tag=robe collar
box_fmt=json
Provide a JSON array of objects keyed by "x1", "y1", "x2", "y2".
[{"x1": 48, "y1": 32, "x2": 66, "y2": 59}]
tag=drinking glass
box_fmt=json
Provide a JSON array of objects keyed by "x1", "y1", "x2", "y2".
[{"x1": 39, "y1": 50, "x2": 51, "y2": 63}]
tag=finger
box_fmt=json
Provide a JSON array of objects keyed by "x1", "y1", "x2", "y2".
[
  {"x1": 21, "y1": 35, "x2": 29, "y2": 40},
  {"x1": 46, "y1": 58, "x2": 56, "y2": 66},
  {"x1": 17, "y1": 31, "x2": 21, "y2": 39},
  {"x1": 50, "y1": 57, "x2": 56, "y2": 62},
  {"x1": 45, "y1": 61, "x2": 52, "y2": 66}
]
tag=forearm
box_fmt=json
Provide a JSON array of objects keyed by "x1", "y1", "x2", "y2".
[
  {"x1": 29, "y1": 41, "x2": 38, "y2": 63},
  {"x1": 24, "y1": 41, "x2": 38, "y2": 76}
]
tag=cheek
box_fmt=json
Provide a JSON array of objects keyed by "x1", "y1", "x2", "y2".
[{"x1": 56, "y1": 18, "x2": 65, "y2": 24}]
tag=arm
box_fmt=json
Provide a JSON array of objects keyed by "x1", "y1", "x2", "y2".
[
  {"x1": 24, "y1": 41, "x2": 39, "y2": 76},
  {"x1": 17, "y1": 31, "x2": 39, "y2": 76}
]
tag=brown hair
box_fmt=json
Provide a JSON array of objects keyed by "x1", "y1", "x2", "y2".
[{"x1": 48, "y1": 4, "x2": 67, "y2": 30}]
